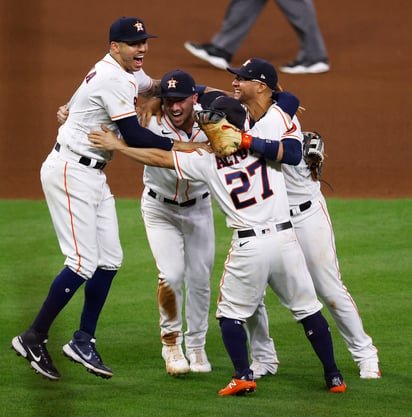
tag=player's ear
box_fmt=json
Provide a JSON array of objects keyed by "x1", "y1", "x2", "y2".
[{"x1": 110, "y1": 41, "x2": 120, "y2": 53}]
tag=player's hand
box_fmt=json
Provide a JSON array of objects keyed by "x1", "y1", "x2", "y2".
[
  {"x1": 136, "y1": 97, "x2": 162, "y2": 127},
  {"x1": 172, "y1": 140, "x2": 212, "y2": 155},
  {"x1": 57, "y1": 104, "x2": 69, "y2": 125},
  {"x1": 88, "y1": 125, "x2": 125, "y2": 151}
]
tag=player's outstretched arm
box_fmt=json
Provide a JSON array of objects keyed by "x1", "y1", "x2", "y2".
[
  {"x1": 89, "y1": 125, "x2": 173, "y2": 168},
  {"x1": 242, "y1": 135, "x2": 302, "y2": 165}
]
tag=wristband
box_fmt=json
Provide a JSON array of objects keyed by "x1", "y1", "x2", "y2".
[
  {"x1": 250, "y1": 137, "x2": 280, "y2": 161},
  {"x1": 240, "y1": 133, "x2": 252, "y2": 149}
]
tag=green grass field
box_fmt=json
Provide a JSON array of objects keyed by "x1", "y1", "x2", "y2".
[{"x1": 1, "y1": 199, "x2": 411, "y2": 417}]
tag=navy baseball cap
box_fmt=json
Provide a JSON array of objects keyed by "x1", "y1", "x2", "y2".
[
  {"x1": 158, "y1": 69, "x2": 196, "y2": 98},
  {"x1": 209, "y1": 96, "x2": 246, "y2": 130},
  {"x1": 227, "y1": 58, "x2": 278, "y2": 90},
  {"x1": 109, "y1": 17, "x2": 157, "y2": 43}
]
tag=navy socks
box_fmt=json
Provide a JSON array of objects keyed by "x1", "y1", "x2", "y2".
[
  {"x1": 301, "y1": 311, "x2": 339, "y2": 374},
  {"x1": 31, "y1": 267, "x2": 85, "y2": 336},
  {"x1": 219, "y1": 318, "x2": 252, "y2": 378},
  {"x1": 80, "y1": 268, "x2": 117, "y2": 337},
  {"x1": 30, "y1": 267, "x2": 117, "y2": 338}
]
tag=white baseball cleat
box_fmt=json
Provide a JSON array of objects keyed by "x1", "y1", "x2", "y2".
[
  {"x1": 162, "y1": 344, "x2": 190, "y2": 375},
  {"x1": 359, "y1": 359, "x2": 381, "y2": 379},
  {"x1": 186, "y1": 348, "x2": 212, "y2": 373}
]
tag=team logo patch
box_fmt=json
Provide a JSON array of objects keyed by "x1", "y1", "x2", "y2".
[
  {"x1": 134, "y1": 21, "x2": 144, "y2": 32},
  {"x1": 167, "y1": 77, "x2": 178, "y2": 89},
  {"x1": 242, "y1": 59, "x2": 252, "y2": 67}
]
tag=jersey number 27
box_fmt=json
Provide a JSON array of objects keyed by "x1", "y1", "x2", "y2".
[{"x1": 225, "y1": 158, "x2": 274, "y2": 210}]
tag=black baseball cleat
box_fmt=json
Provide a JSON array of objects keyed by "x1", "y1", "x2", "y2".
[
  {"x1": 62, "y1": 330, "x2": 113, "y2": 379},
  {"x1": 183, "y1": 42, "x2": 232, "y2": 70},
  {"x1": 11, "y1": 329, "x2": 61, "y2": 380}
]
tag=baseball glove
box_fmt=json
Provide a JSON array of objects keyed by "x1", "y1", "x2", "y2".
[
  {"x1": 303, "y1": 131, "x2": 325, "y2": 181},
  {"x1": 194, "y1": 109, "x2": 242, "y2": 156}
]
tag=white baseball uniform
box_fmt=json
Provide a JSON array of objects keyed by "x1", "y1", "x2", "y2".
[
  {"x1": 172, "y1": 126, "x2": 322, "y2": 323},
  {"x1": 41, "y1": 53, "x2": 137, "y2": 278},
  {"x1": 141, "y1": 113, "x2": 214, "y2": 349},
  {"x1": 249, "y1": 132, "x2": 379, "y2": 366}
]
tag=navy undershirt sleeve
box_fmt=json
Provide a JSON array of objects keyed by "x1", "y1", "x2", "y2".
[
  {"x1": 249, "y1": 137, "x2": 301, "y2": 165},
  {"x1": 250, "y1": 137, "x2": 279, "y2": 160},
  {"x1": 280, "y1": 138, "x2": 302, "y2": 165},
  {"x1": 272, "y1": 91, "x2": 299, "y2": 118},
  {"x1": 116, "y1": 116, "x2": 174, "y2": 151}
]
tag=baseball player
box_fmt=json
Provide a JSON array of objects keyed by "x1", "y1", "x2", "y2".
[
  {"x1": 215, "y1": 57, "x2": 380, "y2": 380},
  {"x1": 246, "y1": 139, "x2": 381, "y2": 379},
  {"x1": 144, "y1": 74, "x2": 299, "y2": 376},
  {"x1": 11, "y1": 16, "x2": 207, "y2": 381},
  {"x1": 141, "y1": 69, "x2": 214, "y2": 375},
  {"x1": 88, "y1": 98, "x2": 347, "y2": 396}
]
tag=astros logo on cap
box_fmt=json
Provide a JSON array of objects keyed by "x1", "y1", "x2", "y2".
[
  {"x1": 134, "y1": 21, "x2": 144, "y2": 32},
  {"x1": 167, "y1": 77, "x2": 178, "y2": 89}
]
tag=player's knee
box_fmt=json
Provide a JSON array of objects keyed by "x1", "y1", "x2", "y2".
[{"x1": 159, "y1": 274, "x2": 184, "y2": 289}]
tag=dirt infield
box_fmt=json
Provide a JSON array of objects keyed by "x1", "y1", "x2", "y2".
[{"x1": 1, "y1": 0, "x2": 410, "y2": 199}]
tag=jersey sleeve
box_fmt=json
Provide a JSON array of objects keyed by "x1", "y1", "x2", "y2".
[
  {"x1": 172, "y1": 150, "x2": 210, "y2": 183},
  {"x1": 134, "y1": 69, "x2": 153, "y2": 94},
  {"x1": 92, "y1": 75, "x2": 137, "y2": 121}
]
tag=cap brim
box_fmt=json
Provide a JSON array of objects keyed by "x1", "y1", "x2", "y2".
[
  {"x1": 142, "y1": 34, "x2": 157, "y2": 40},
  {"x1": 113, "y1": 34, "x2": 157, "y2": 42},
  {"x1": 226, "y1": 67, "x2": 241, "y2": 75},
  {"x1": 157, "y1": 92, "x2": 194, "y2": 99}
]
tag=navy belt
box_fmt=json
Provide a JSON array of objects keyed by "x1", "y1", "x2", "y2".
[
  {"x1": 148, "y1": 188, "x2": 210, "y2": 207},
  {"x1": 238, "y1": 221, "x2": 292, "y2": 238},
  {"x1": 290, "y1": 200, "x2": 311, "y2": 216},
  {"x1": 55, "y1": 143, "x2": 106, "y2": 170}
]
